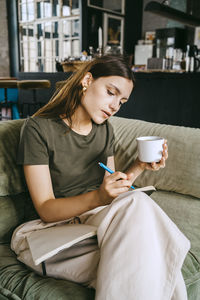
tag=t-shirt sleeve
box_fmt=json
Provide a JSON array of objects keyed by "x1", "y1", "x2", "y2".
[
  {"x1": 17, "y1": 118, "x2": 49, "y2": 165},
  {"x1": 106, "y1": 121, "x2": 115, "y2": 157}
]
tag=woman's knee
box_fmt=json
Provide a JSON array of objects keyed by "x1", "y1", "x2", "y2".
[
  {"x1": 113, "y1": 190, "x2": 152, "y2": 207},
  {"x1": 111, "y1": 191, "x2": 157, "y2": 219}
]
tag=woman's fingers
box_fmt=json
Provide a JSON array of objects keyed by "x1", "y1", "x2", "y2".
[
  {"x1": 111, "y1": 171, "x2": 128, "y2": 181},
  {"x1": 159, "y1": 157, "x2": 166, "y2": 168},
  {"x1": 163, "y1": 140, "x2": 168, "y2": 159},
  {"x1": 150, "y1": 162, "x2": 160, "y2": 170},
  {"x1": 104, "y1": 172, "x2": 132, "y2": 193},
  {"x1": 149, "y1": 140, "x2": 168, "y2": 171}
]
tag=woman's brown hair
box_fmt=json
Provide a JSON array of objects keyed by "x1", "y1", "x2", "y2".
[{"x1": 33, "y1": 55, "x2": 135, "y2": 126}]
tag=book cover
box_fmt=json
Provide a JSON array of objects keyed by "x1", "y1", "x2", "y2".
[
  {"x1": 135, "y1": 185, "x2": 156, "y2": 192},
  {"x1": 27, "y1": 223, "x2": 97, "y2": 265}
]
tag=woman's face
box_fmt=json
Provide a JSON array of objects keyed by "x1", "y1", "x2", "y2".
[{"x1": 80, "y1": 74, "x2": 133, "y2": 124}]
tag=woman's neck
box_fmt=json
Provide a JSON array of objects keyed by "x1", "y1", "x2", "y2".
[{"x1": 61, "y1": 107, "x2": 93, "y2": 136}]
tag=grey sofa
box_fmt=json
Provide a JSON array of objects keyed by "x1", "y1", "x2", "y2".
[{"x1": 0, "y1": 116, "x2": 200, "y2": 299}]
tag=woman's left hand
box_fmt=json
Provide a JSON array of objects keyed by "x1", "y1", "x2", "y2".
[{"x1": 138, "y1": 140, "x2": 168, "y2": 172}]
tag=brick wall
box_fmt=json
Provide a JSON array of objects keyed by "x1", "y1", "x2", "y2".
[{"x1": 0, "y1": 0, "x2": 10, "y2": 77}]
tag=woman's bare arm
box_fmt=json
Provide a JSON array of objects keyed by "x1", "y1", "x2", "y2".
[
  {"x1": 24, "y1": 162, "x2": 132, "y2": 223},
  {"x1": 24, "y1": 165, "x2": 101, "y2": 223}
]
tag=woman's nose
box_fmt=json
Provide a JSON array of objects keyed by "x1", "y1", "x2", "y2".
[{"x1": 109, "y1": 99, "x2": 119, "y2": 111}]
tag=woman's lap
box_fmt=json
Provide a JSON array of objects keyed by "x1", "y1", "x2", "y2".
[{"x1": 11, "y1": 191, "x2": 190, "y2": 298}]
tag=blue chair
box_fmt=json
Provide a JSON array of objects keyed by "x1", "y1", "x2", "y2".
[{"x1": 0, "y1": 80, "x2": 20, "y2": 120}]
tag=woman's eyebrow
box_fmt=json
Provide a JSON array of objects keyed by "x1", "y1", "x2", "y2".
[
  {"x1": 109, "y1": 83, "x2": 120, "y2": 94},
  {"x1": 109, "y1": 84, "x2": 128, "y2": 100}
]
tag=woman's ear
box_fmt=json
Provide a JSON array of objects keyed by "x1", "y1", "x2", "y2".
[{"x1": 81, "y1": 72, "x2": 93, "y2": 88}]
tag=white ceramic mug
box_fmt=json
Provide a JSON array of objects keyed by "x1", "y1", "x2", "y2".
[{"x1": 136, "y1": 136, "x2": 164, "y2": 163}]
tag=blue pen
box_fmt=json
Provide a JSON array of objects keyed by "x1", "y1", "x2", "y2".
[{"x1": 98, "y1": 162, "x2": 135, "y2": 190}]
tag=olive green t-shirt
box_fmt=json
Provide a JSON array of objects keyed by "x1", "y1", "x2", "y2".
[{"x1": 17, "y1": 116, "x2": 114, "y2": 198}]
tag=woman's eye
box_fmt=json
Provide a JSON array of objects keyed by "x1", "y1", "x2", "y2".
[{"x1": 107, "y1": 89, "x2": 114, "y2": 96}]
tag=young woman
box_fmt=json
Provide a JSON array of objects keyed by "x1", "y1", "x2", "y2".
[{"x1": 12, "y1": 55, "x2": 190, "y2": 300}]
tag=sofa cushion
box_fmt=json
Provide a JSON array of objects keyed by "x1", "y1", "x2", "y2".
[
  {"x1": 0, "y1": 193, "x2": 38, "y2": 244},
  {"x1": 0, "y1": 120, "x2": 39, "y2": 244},
  {"x1": 150, "y1": 191, "x2": 200, "y2": 262},
  {"x1": 109, "y1": 117, "x2": 200, "y2": 199},
  {"x1": 0, "y1": 244, "x2": 95, "y2": 300},
  {"x1": 0, "y1": 244, "x2": 199, "y2": 300},
  {"x1": 0, "y1": 284, "x2": 20, "y2": 300},
  {"x1": 150, "y1": 190, "x2": 200, "y2": 299},
  {"x1": 0, "y1": 120, "x2": 26, "y2": 196},
  {"x1": 183, "y1": 252, "x2": 200, "y2": 300}
]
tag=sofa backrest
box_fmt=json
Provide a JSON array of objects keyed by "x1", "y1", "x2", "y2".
[
  {"x1": 0, "y1": 119, "x2": 38, "y2": 244},
  {"x1": 109, "y1": 116, "x2": 200, "y2": 199},
  {"x1": 0, "y1": 119, "x2": 26, "y2": 196}
]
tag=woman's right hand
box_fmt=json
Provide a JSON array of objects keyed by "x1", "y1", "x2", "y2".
[{"x1": 97, "y1": 171, "x2": 133, "y2": 206}]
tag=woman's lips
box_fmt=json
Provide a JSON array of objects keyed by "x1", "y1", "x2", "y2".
[{"x1": 102, "y1": 110, "x2": 111, "y2": 118}]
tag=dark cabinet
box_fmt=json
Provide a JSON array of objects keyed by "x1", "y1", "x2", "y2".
[
  {"x1": 81, "y1": 0, "x2": 143, "y2": 55},
  {"x1": 116, "y1": 71, "x2": 200, "y2": 128}
]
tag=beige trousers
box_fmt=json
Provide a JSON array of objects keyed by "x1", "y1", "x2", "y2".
[{"x1": 12, "y1": 191, "x2": 190, "y2": 300}]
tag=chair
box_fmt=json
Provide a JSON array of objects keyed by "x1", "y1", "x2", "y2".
[
  {"x1": 55, "y1": 81, "x2": 66, "y2": 90},
  {"x1": 0, "y1": 80, "x2": 20, "y2": 121},
  {"x1": 17, "y1": 80, "x2": 51, "y2": 117}
]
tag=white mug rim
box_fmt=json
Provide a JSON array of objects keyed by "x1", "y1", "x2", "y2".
[{"x1": 136, "y1": 136, "x2": 164, "y2": 142}]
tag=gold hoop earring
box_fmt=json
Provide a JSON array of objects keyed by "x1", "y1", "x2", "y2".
[{"x1": 83, "y1": 86, "x2": 87, "y2": 92}]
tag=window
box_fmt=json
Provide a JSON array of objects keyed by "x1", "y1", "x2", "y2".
[{"x1": 18, "y1": 0, "x2": 80, "y2": 72}]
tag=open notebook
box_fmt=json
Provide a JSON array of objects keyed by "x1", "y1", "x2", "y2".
[
  {"x1": 27, "y1": 186, "x2": 155, "y2": 266},
  {"x1": 134, "y1": 185, "x2": 156, "y2": 195},
  {"x1": 27, "y1": 223, "x2": 97, "y2": 266}
]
